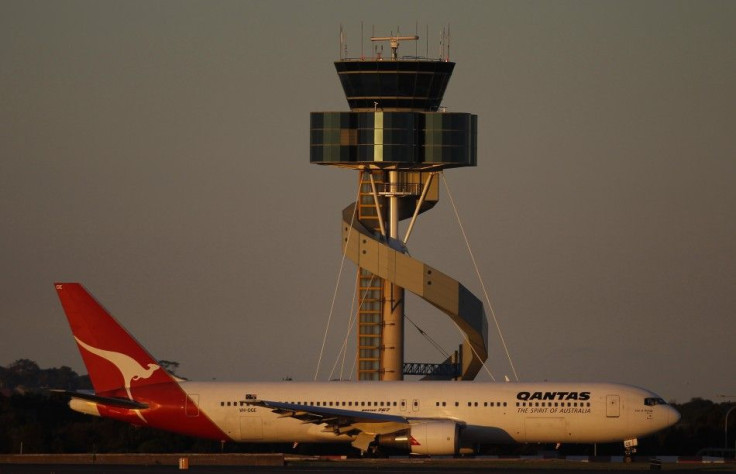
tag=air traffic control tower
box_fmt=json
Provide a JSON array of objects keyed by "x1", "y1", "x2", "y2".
[{"x1": 310, "y1": 32, "x2": 488, "y2": 381}]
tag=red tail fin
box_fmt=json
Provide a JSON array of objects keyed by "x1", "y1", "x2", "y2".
[{"x1": 55, "y1": 283, "x2": 174, "y2": 396}]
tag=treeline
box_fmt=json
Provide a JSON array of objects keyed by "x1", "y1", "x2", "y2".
[
  {"x1": 1, "y1": 360, "x2": 733, "y2": 455},
  {"x1": 0, "y1": 359, "x2": 91, "y2": 393},
  {"x1": 0, "y1": 360, "x2": 292, "y2": 454}
]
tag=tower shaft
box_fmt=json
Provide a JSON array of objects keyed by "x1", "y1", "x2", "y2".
[{"x1": 381, "y1": 171, "x2": 405, "y2": 380}]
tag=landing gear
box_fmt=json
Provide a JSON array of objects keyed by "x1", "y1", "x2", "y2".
[
  {"x1": 623, "y1": 438, "x2": 638, "y2": 462},
  {"x1": 362, "y1": 445, "x2": 387, "y2": 458}
]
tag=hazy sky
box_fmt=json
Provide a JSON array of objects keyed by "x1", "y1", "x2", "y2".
[{"x1": 2, "y1": 1, "x2": 734, "y2": 403}]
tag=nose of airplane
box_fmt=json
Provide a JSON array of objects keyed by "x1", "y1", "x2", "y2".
[{"x1": 667, "y1": 405, "x2": 681, "y2": 427}]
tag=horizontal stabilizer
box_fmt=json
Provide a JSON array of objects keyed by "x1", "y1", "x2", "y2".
[{"x1": 50, "y1": 389, "x2": 149, "y2": 409}]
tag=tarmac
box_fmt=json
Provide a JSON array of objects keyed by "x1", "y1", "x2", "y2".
[{"x1": 1, "y1": 454, "x2": 736, "y2": 473}]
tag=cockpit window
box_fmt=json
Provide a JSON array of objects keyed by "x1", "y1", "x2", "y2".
[{"x1": 644, "y1": 397, "x2": 667, "y2": 406}]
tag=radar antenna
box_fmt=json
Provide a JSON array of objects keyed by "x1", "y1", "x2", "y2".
[{"x1": 370, "y1": 34, "x2": 419, "y2": 60}]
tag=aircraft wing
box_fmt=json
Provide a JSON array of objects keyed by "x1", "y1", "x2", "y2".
[
  {"x1": 253, "y1": 399, "x2": 408, "y2": 424},
  {"x1": 250, "y1": 400, "x2": 414, "y2": 451}
]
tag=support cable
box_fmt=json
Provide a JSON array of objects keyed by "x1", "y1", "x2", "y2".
[
  {"x1": 450, "y1": 319, "x2": 496, "y2": 381},
  {"x1": 348, "y1": 341, "x2": 358, "y2": 380},
  {"x1": 404, "y1": 313, "x2": 451, "y2": 360},
  {"x1": 331, "y1": 270, "x2": 360, "y2": 381},
  {"x1": 337, "y1": 272, "x2": 360, "y2": 380},
  {"x1": 441, "y1": 173, "x2": 520, "y2": 382},
  {"x1": 314, "y1": 176, "x2": 362, "y2": 381}
]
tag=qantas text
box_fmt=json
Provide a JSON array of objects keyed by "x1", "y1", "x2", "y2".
[{"x1": 516, "y1": 391, "x2": 591, "y2": 401}]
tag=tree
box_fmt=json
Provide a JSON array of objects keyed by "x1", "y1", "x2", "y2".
[{"x1": 158, "y1": 360, "x2": 182, "y2": 378}]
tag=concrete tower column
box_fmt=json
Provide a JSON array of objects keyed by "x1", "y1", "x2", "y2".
[{"x1": 382, "y1": 170, "x2": 404, "y2": 380}]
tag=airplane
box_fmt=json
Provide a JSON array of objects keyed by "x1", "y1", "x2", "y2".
[{"x1": 53, "y1": 282, "x2": 680, "y2": 457}]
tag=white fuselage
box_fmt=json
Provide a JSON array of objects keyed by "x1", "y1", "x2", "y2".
[{"x1": 179, "y1": 380, "x2": 679, "y2": 446}]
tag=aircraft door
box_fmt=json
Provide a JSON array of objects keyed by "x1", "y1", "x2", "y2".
[
  {"x1": 412, "y1": 399, "x2": 420, "y2": 412},
  {"x1": 400, "y1": 399, "x2": 407, "y2": 412},
  {"x1": 606, "y1": 394, "x2": 620, "y2": 418}
]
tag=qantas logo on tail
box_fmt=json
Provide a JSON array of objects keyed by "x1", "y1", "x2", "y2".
[{"x1": 74, "y1": 336, "x2": 160, "y2": 422}]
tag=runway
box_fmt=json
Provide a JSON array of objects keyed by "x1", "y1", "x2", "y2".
[{"x1": 1, "y1": 458, "x2": 734, "y2": 474}]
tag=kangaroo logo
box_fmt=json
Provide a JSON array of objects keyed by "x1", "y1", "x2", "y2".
[{"x1": 75, "y1": 336, "x2": 160, "y2": 422}]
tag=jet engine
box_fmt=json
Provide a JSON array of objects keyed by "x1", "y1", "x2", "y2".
[{"x1": 376, "y1": 420, "x2": 460, "y2": 455}]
